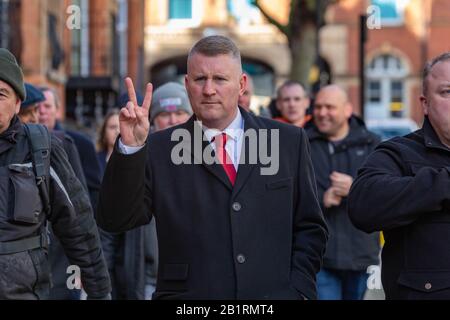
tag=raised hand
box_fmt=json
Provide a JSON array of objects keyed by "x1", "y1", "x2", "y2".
[{"x1": 119, "y1": 77, "x2": 153, "y2": 147}]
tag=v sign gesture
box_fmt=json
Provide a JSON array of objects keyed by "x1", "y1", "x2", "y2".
[{"x1": 119, "y1": 77, "x2": 153, "y2": 147}]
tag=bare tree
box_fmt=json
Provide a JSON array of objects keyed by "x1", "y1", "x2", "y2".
[{"x1": 253, "y1": 0, "x2": 337, "y2": 89}]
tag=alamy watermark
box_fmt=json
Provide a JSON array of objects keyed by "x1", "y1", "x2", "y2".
[
  {"x1": 66, "y1": 265, "x2": 82, "y2": 290},
  {"x1": 66, "y1": 5, "x2": 81, "y2": 30},
  {"x1": 366, "y1": 5, "x2": 382, "y2": 30},
  {"x1": 170, "y1": 121, "x2": 280, "y2": 176},
  {"x1": 366, "y1": 265, "x2": 383, "y2": 290}
]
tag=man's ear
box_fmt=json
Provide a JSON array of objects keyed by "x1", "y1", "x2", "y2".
[
  {"x1": 14, "y1": 98, "x2": 21, "y2": 114},
  {"x1": 239, "y1": 73, "x2": 248, "y2": 96},
  {"x1": 184, "y1": 74, "x2": 189, "y2": 88},
  {"x1": 420, "y1": 95, "x2": 429, "y2": 115},
  {"x1": 276, "y1": 99, "x2": 281, "y2": 111},
  {"x1": 345, "y1": 102, "x2": 353, "y2": 119},
  {"x1": 302, "y1": 97, "x2": 311, "y2": 110}
]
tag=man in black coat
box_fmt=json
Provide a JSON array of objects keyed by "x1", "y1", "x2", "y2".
[
  {"x1": 307, "y1": 85, "x2": 380, "y2": 300},
  {"x1": 38, "y1": 87, "x2": 101, "y2": 299},
  {"x1": 0, "y1": 48, "x2": 111, "y2": 299},
  {"x1": 97, "y1": 35, "x2": 328, "y2": 300},
  {"x1": 349, "y1": 52, "x2": 450, "y2": 299},
  {"x1": 20, "y1": 83, "x2": 88, "y2": 299}
]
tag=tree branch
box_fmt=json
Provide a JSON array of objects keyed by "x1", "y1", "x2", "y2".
[{"x1": 253, "y1": 0, "x2": 289, "y2": 36}]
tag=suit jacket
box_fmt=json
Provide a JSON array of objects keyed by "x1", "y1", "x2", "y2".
[{"x1": 97, "y1": 108, "x2": 328, "y2": 300}]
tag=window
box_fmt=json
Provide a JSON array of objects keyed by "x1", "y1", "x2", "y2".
[
  {"x1": 71, "y1": 12, "x2": 81, "y2": 76},
  {"x1": 169, "y1": 0, "x2": 192, "y2": 19},
  {"x1": 0, "y1": 0, "x2": 22, "y2": 60},
  {"x1": 371, "y1": 0, "x2": 410, "y2": 26},
  {"x1": 0, "y1": 0, "x2": 9, "y2": 48},
  {"x1": 366, "y1": 54, "x2": 407, "y2": 119},
  {"x1": 168, "y1": 0, "x2": 201, "y2": 27},
  {"x1": 227, "y1": 0, "x2": 261, "y2": 26},
  {"x1": 367, "y1": 81, "x2": 381, "y2": 103},
  {"x1": 70, "y1": 0, "x2": 89, "y2": 76},
  {"x1": 48, "y1": 14, "x2": 64, "y2": 70}
]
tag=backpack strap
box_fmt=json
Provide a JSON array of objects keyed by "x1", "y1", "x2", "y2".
[{"x1": 23, "y1": 123, "x2": 51, "y2": 216}]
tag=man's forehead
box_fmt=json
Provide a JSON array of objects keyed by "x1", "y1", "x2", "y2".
[
  {"x1": 429, "y1": 60, "x2": 450, "y2": 81},
  {"x1": 316, "y1": 87, "x2": 347, "y2": 103},
  {"x1": 187, "y1": 53, "x2": 241, "y2": 70},
  {"x1": 280, "y1": 85, "x2": 304, "y2": 97},
  {"x1": 43, "y1": 90, "x2": 56, "y2": 103}
]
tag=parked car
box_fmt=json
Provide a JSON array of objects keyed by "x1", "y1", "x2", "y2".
[{"x1": 366, "y1": 118, "x2": 419, "y2": 141}]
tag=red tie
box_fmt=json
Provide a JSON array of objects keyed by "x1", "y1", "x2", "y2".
[{"x1": 213, "y1": 133, "x2": 237, "y2": 186}]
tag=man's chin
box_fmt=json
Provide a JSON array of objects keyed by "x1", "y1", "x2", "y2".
[{"x1": 197, "y1": 110, "x2": 221, "y2": 122}]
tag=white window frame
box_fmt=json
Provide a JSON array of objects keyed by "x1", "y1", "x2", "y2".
[
  {"x1": 366, "y1": 54, "x2": 408, "y2": 119},
  {"x1": 167, "y1": 0, "x2": 203, "y2": 28}
]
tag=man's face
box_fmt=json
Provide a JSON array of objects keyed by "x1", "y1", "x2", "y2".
[
  {"x1": 421, "y1": 60, "x2": 450, "y2": 148},
  {"x1": 185, "y1": 53, "x2": 246, "y2": 130},
  {"x1": 104, "y1": 114, "x2": 120, "y2": 150},
  {"x1": 276, "y1": 85, "x2": 309, "y2": 125},
  {"x1": 18, "y1": 105, "x2": 39, "y2": 124},
  {"x1": 313, "y1": 87, "x2": 352, "y2": 140},
  {"x1": 0, "y1": 80, "x2": 20, "y2": 134},
  {"x1": 38, "y1": 90, "x2": 58, "y2": 130},
  {"x1": 154, "y1": 110, "x2": 191, "y2": 131},
  {"x1": 238, "y1": 78, "x2": 253, "y2": 111}
]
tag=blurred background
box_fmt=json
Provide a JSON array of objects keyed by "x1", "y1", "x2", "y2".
[{"x1": 0, "y1": 0, "x2": 448, "y2": 137}]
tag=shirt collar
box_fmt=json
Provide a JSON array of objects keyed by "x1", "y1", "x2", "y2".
[
  {"x1": 423, "y1": 116, "x2": 450, "y2": 151},
  {"x1": 203, "y1": 108, "x2": 244, "y2": 143}
]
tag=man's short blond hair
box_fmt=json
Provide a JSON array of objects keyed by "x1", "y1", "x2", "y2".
[{"x1": 188, "y1": 35, "x2": 242, "y2": 71}]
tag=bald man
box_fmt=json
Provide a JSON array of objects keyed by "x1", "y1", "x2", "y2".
[{"x1": 307, "y1": 85, "x2": 381, "y2": 300}]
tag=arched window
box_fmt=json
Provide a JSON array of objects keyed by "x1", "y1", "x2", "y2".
[{"x1": 366, "y1": 54, "x2": 408, "y2": 119}]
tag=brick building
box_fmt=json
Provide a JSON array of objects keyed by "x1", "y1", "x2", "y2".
[
  {"x1": 325, "y1": 0, "x2": 450, "y2": 124},
  {"x1": 145, "y1": 0, "x2": 450, "y2": 123},
  {"x1": 0, "y1": 0, "x2": 145, "y2": 128},
  {"x1": 1, "y1": 0, "x2": 449, "y2": 125}
]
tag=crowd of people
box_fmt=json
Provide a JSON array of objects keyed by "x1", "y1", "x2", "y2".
[{"x1": 1, "y1": 35, "x2": 450, "y2": 300}]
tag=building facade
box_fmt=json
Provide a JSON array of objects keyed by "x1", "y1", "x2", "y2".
[
  {"x1": 325, "y1": 0, "x2": 449, "y2": 124},
  {"x1": 145, "y1": 0, "x2": 291, "y2": 114},
  {"x1": 145, "y1": 0, "x2": 450, "y2": 124},
  {"x1": 0, "y1": 0, "x2": 145, "y2": 129}
]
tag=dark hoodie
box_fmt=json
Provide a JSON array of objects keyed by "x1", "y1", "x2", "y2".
[{"x1": 307, "y1": 116, "x2": 381, "y2": 270}]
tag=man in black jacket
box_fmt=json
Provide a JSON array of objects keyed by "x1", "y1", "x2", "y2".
[
  {"x1": 97, "y1": 35, "x2": 328, "y2": 300},
  {"x1": 38, "y1": 87, "x2": 101, "y2": 210},
  {"x1": 0, "y1": 48, "x2": 111, "y2": 299},
  {"x1": 349, "y1": 52, "x2": 450, "y2": 299},
  {"x1": 308, "y1": 85, "x2": 380, "y2": 300}
]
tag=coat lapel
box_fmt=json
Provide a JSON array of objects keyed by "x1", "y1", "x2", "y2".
[
  {"x1": 184, "y1": 108, "x2": 264, "y2": 193},
  {"x1": 184, "y1": 116, "x2": 233, "y2": 190},
  {"x1": 231, "y1": 107, "x2": 262, "y2": 198}
]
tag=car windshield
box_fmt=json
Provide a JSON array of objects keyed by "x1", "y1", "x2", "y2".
[{"x1": 369, "y1": 127, "x2": 413, "y2": 141}]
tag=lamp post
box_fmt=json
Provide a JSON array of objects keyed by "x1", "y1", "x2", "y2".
[{"x1": 359, "y1": 14, "x2": 367, "y2": 120}]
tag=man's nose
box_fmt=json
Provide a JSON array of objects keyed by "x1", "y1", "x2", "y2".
[
  {"x1": 38, "y1": 103, "x2": 46, "y2": 115},
  {"x1": 168, "y1": 113, "x2": 177, "y2": 125},
  {"x1": 202, "y1": 79, "x2": 215, "y2": 96},
  {"x1": 317, "y1": 107, "x2": 327, "y2": 117}
]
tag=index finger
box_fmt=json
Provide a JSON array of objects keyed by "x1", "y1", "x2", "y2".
[
  {"x1": 142, "y1": 83, "x2": 153, "y2": 112},
  {"x1": 125, "y1": 77, "x2": 138, "y2": 107}
]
